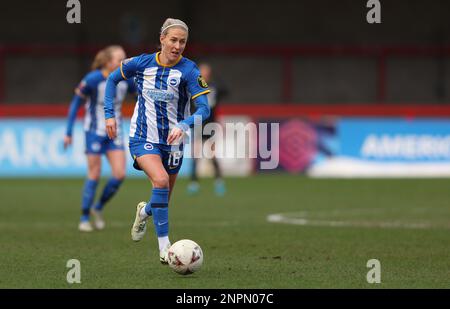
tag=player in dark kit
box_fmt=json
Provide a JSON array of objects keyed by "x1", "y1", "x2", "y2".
[{"x1": 187, "y1": 63, "x2": 228, "y2": 196}]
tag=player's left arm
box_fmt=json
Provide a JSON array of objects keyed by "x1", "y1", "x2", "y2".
[
  {"x1": 178, "y1": 66, "x2": 211, "y2": 130},
  {"x1": 168, "y1": 93, "x2": 210, "y2": 145},
  {"x1": 168, "y1": 67, "x2": 211, "y2": 144},
  {"x1": 176, "y1": 94, "x2": 210, "y2": 131}
]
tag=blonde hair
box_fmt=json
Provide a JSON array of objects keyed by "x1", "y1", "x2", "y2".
[
  {"x1": 91, "y1": 45, "x2": 123, "y2": 70},
  {"x1": 160, "y1": 18, "x2": 189, "y2": 36}
]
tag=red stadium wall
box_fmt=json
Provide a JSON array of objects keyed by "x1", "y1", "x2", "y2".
[
  {"x1": 216, "y1": 104, "x2": 450, "y2": 118},
  {"x1": 1, "y1": 43, "x2": 450, "y2": 103},
  {"x1": 1, "y1": 103, "x2": 450, "y2": 118}
]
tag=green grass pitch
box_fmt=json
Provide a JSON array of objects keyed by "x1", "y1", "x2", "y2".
[{"x1": 0, "y1": 175, "x2": 449, "y2": 288}]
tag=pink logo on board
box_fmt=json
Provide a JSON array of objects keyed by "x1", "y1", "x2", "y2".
[{"x1": 279, "y1": 120, "x2": 317, "y2": 173}]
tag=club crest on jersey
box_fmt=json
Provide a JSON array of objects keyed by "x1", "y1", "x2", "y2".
[
  {"x1": 169, "y1": 77, "x2": 180, "y2": 87},
  {"x1": 91, "y1": 142, "x2": 101, "y2": 152},
  {"x1": 197, "y1": 75, "x2": 208, "y2": 88},
  {"x1": 144, "y1": 143, "x2": 154, "y2": 151}
]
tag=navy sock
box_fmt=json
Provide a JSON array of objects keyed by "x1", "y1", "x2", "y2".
[
  {"x1": 81, "y1": 179, "x2": 98, "y2": 222},
  {"x1": 94, "y1": 177, "x2": 123, "y2": 211},
  {"x1": 149, "y1": 188, "x2": 169, "y2": 237}
]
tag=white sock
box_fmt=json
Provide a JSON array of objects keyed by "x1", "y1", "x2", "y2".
[
  {"x1": 139, "y1": 206, "x2": 149, "y2": 220},
  {"x1": 158, "y1": 236, "x2": 171, "y2": 251}
]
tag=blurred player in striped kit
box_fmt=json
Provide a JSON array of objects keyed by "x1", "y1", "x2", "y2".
[
  {"x1": 64, "y1": 45, "x2": 136, "y2": 232},
  {"x1": 104, "y1": 18, "x2": 211, "y2": 263}
]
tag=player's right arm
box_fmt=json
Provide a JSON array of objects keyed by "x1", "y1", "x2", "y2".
[
  {"x1": 64, "y1": 78, "x2": 90, "y2": 150},
  {"x1": 104, "y1": 56, "x2": 139, "y2": 139}
]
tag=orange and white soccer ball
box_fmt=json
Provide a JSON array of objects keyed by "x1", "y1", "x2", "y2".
[{"x1": 168, "y1": 239, "x2": 203, "y2": 275}]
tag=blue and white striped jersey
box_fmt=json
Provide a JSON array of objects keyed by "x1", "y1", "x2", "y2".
[
  {"x1": 76, "y1": 70, "x2": 134, "y2": 136},
  {"x1": 111, "y1": 52, "x2": 210, "y2": 145}
]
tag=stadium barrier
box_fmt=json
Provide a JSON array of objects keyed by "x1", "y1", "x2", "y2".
[
  {"x1": 1, "y1": 104, "x2": 449, "y2": 177},
  {"x1": 0, "y1": 119, "x2": 155, "y2": 177},
  {"x1": 217, "y1": 104, "x2": 450, "y2": 177},
  {"x1": 0, "y1": 116, "x2": 248, "y2": 178}
]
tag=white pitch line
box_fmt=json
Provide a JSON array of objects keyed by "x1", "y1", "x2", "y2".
[{"x1": 267, "y1": 212, "x2": 450, "y2": 230}]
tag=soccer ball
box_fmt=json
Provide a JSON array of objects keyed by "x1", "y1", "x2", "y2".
[{"x1": 168, "y1": 239, "x2": 203, "y2": 275}]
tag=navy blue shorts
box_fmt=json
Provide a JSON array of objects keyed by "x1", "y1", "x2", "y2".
[
  {"x1": 129, "y1": 139, "x2": 184, "y2": 175},
  {"x1": 85, "y1": 132, "x2": 124, "y2": 154}
]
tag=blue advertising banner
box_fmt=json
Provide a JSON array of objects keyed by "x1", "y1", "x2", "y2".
[
  {"x1": 0, "y1": 118, "x2": 192, "y2": 177},
  {"x1": 3, "y1": 117, "x2": 450, "y2": 177},
  {"x1": 252, "y1": 117, "x2": 450, "y2": 177},
  {"x1": 338, "y1": 118, "x2": 450, "y2": 162},
  {"x1": 308, "y1": 117, "x2": 450, "y2": 177}
]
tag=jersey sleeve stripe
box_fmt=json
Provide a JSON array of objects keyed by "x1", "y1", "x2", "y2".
[
  {"x1": 120, "y1": 62, "x2": 127, "y2": 80},
  {"x1": 191, "y1": 90, "x2": 210, "y2": 100}
]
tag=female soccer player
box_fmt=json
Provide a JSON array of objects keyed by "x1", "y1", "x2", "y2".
[
  {"x1": 64, "y1": 45, "x2": 135, "y2": 232},
  {"x1": 104, "y1": 18, "x2": 211, "y2": 264}
]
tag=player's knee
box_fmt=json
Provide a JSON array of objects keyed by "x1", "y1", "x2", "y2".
[
  {"x1": 115, "y1": 173, "x2": 126, "y2": 181},
  {"x1": 113, "y1": 169, "x2": 126, "y2": 181},
  {"x1": 88, "y1": 166, "x2": 101, "y2": 180},
  {"x1": 88, "y1": 171, "x2": 101, "y2": 180},
  {"x1": 152, "y1": 174, "x2": 169, "y2": 188}
]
